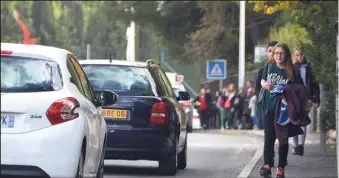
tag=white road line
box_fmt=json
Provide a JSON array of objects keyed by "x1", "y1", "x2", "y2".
[{"x1": 237, "y1": 143, "x2": 264, "y2": 178}]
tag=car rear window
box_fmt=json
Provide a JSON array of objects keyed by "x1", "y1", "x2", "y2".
[
  {"x1": 81, "y1": 64, "x2": 157, "y2": 96},
  {"x1": 1, "y1": 56, "x2": 63, "y2": 93}
]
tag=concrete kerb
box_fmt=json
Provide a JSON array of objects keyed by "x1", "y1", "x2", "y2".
[{"x1": 237, "y1": 130, "x2": 264, "y2": 178}]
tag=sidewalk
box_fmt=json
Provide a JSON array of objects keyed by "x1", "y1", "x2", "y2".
[{"x1": 241, "y1": 130, "x2": 337, "y2": 178}]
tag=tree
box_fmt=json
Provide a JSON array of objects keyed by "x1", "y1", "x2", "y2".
[
  {"x1": 31, "y1": 1, "x2": 56, "y2": 46},
  {"x1": 250, "y1": 1, "x2": 338, "y2": 129},
  {"x1": 265, "y1": 22, "x2": 311, "y2": 51}
]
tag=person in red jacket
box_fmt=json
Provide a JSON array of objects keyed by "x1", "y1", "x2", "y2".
[
  {"x1": 13, "y1": 10, "x2": 38, "y2": 45},
  {"x1": 193, "y1": 88, "x2": 211, "y2": 129}
]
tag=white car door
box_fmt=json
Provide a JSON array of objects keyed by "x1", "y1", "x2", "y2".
[{"x1": 69, "y1": 56, "x2": 102, "y2": 174}]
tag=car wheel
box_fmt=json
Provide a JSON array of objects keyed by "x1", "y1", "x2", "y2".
[
  {"x1": 177, "y1": 138, "x2": 187, "y2": 169},
  {"x1": 75, "y1": 149, "x2": 85, "y2": 178},
  {"x1": 158, "y1": 141, "x2": 177, "y2": 175}
]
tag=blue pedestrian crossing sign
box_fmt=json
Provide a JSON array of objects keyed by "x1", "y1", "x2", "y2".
[{"x1": 206, "y1": 59, "x2": 227, "y2": 80}]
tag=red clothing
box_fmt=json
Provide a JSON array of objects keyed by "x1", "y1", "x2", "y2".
[
  {"x1": 14, "y1": 10, "x2": 38, "y2": 44},
  {"x1": 199, "y1": 97, "x2": 207, "y2": 110}
]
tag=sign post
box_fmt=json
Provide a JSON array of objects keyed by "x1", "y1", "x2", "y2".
[{"x1": 206, "y1": 60, "x2": 227, "y2": 91}]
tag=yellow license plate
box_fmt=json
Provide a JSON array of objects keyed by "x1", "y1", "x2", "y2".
[{"x1": 101, "y1": 109, "x2": 127, "y2": 119}]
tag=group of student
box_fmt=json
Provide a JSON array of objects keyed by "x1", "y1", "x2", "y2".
[
  {"x1": 194, "y1": 40, "x2": 320, "y2": 178},
  {"x1": 255, "y1": 41, "x2": 320, "y2": 178}
]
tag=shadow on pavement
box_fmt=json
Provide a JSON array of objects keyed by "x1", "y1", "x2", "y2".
[{"x1": 104, "y1": 165, "x2": 160, "y2": 176}]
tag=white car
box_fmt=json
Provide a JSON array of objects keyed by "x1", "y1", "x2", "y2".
[{"x1": 1, "y1": 43, "x2": 117, "y2": 178}]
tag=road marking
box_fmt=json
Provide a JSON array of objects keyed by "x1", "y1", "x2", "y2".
[{"x1": 237, "y1": 143, "x2": 263, "y2": 178}]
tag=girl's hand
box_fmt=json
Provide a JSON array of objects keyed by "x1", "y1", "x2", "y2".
[{"x1": 261, "y1": 81, "x2": 273, "y2": 90}]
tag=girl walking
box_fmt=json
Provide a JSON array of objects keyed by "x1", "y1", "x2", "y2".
[
  {"x1": 259, "y1": 43, "x2": 304, "y2": 178},
  {"x1": 292, "y1": 47, "x2": 320, "y2": 156}
]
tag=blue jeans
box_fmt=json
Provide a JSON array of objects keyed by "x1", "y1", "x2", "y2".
[
  {"x1": 236, "y1": 119, "x2": 243, "y2": 130},
  {"x1": 251, "y1": 115, "x2": 262, "y2": 129}
]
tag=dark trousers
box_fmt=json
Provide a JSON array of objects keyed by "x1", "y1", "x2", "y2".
[
  {"x1": 263, "y1": 110, "x2": 289, "y2": 168},
  {"x1": 198, "y1": 110, "x2": 209, "y2": 127},
  {"x1": 209, "y1": 109, "x2": 220, "y2": 129}
]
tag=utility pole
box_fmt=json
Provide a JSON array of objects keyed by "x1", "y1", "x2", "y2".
[
  {"x1": 336, "y1": 19, "x2": 338, "y2": 178},
  {"x1": 126, "y1": 21, "x2": 136, "y2": 62},
  {"x1": 86, "y1": 44, "x2": 91, "y2": 60},
  {"x1": 238, "y1": 1, "x2": 246, "y2": 89}
]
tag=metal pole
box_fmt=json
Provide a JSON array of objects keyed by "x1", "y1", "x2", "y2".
[
  {"x1": 238, "y1": 1, "x2": 246, "y2": 89},
  {"x1": 336, "y1": 24, "x2": 338, "y2": 178},
  {"x1": 130, "y1": 21, "x2": 136, "y2": 62},
  {"x1": 219, "y1": 80, "x2": 223, "y2": 92},
  {"x1": 319, "y1": 84, "x2": 327, "y2": 153},
  {"x1": 86, "y1": 44, "x2": 91, "y2": 60}
]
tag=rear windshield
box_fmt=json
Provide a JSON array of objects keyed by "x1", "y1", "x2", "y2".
[
  {"x1": 1, "y1": 56, "x2": 63, "y2": 93},
  {"x1": 81, "y1": 64, "x2": 157, "y2": 96}
]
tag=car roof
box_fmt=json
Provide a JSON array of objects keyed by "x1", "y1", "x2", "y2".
[
  {"x1": 79, "y1": 59, "x2": 148, "y2": 67},
  {"x1": 1, "y1": 43, "x2": 71, "y2": 63}
]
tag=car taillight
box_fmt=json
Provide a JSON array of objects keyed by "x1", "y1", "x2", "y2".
[
  {"x1": 150, "y1": 102, "x2": 168, "y2": 125},
  {"x1": 1, "y1": 50, "x2": 13, "y2": 55},
  {"x1": 46, "y1": 97, "x2": 80, "y2": 125}
]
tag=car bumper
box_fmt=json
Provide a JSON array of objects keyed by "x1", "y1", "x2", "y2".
[
  {"x1": 105, "y1": 127, "x2": 174, "y2": 161},
  {"x1": 1, "y1": 119, "x2": 83, "y2": 177}
]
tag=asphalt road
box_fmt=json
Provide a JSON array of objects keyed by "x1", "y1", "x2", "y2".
[{"x1": 104, "y1": 130, "x2": 258, "y2": 178}]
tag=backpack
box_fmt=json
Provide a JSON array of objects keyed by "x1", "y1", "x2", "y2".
[
  {"x1": 223, "y1": 96, "x2": 232, "y2": 108},
  {"x1": 218, "y1": 96, "x2": 225, "y2": 108},
  {"x1": 258, "y1": 62, "x2": 273, "y2": 106}
]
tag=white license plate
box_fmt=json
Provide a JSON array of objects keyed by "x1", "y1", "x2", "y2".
[{"x1": 1, "y1": 115, "x2": 15, "y2": 128}]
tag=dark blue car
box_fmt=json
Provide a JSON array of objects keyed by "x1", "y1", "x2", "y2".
[{"x1": 80, "y1": 59, "x2": 188, "y2": 175}]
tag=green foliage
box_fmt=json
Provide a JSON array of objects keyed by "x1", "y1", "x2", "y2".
[
  {"x1": 266, "y1": 22, "x2": 311, "y2": 52},
  {"x1": 296, "y1": 2, "x2": 337, "y2": 130}
]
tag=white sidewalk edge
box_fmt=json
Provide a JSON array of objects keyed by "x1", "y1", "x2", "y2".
[{"x1": 237, "y1": 144, "x2": 263, "y2": 178}]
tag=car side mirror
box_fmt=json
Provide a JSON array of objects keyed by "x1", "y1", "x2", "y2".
[{"x1": 94, "y1": 90, "x2": 118, "y2": 107}]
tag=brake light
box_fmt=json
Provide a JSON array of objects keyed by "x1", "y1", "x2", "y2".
[
  {"x1": 1, "y1": 50, "x2": 13, "y2": 55},
  {"x1": 46, "y1": 97, "x2": 80, "y2": 125},
  {"x1": 150, "y1": 102, "x2": 168, "y2": 125}
]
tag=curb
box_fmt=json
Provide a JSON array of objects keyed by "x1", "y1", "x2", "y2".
[
  {"x1": 237, "y1": 131, "x2": 264, "y2": 178},
  {"x1": 237, "y1": 143, "x2": 263, "y2": 178}
]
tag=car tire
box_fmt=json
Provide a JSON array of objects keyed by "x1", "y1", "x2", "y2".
[
  {"x1": 75, "y1": 149, "x2": 85, "y2": 178},
  {"x1": 158, "y1": 142, "x2": 177, "y2": 175},
  {"x1": 177, "y1": 138, "x2": 187, "y2": 169}
]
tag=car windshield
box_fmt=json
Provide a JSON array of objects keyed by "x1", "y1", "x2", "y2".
[
  {"x1": 81, "y1": 64, "x2": 157, "y2": 96},
  {"x1": 1, "y1": 56, "x2": 63, "y2": 93}
]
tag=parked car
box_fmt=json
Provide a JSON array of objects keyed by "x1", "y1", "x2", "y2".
[
  {"x1": 80, "y1": 59, "x2": 188, "y2": 175},
  {"x1": 174, "y1": 89, "x2": 193, "y2": 133},
  {"x1": 165, "y1": 72, "x2": 193, "y2": 133},
  {"x1": 1, "y1": 43, "x2": 117, "y2": 178}
]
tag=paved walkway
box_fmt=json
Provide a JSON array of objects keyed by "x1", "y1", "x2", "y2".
[{"x1": 241, "y1": 130, "x2": 337, "y2": 178}]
